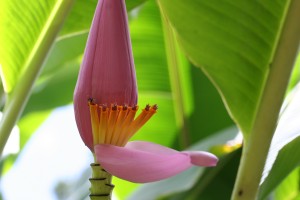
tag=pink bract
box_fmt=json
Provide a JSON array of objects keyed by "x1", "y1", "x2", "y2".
[{"x1": 73, "y1": 0, "x2": 137, "y2": 150}]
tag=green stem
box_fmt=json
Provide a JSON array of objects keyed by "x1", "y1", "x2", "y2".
[
  {"x1": 0, "y1": 81, "x2": 5, "y2": 110},
  {"x1": 0, "y1": 0, "x2": 74, "y2": 157},
  {"x1": 159, "y1": 3, "x2": 191, "y2": 149},
  {"x1": 231, "y1": 1, "x2": 300, "y2": 199},
  {"x1": 90, "y1": 163, "x2": 114, "y2": 200}
]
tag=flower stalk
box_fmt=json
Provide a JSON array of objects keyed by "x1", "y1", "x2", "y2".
[
  {"x1": 89, "y1": 163, "x2": 114, "y2": 200},
  {"x1": 159, "y1": 2, "x2": 191, "y2": 149}
]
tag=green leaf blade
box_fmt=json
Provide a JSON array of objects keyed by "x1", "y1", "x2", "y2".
[
  {"x1": 259, "y1": 136, "x2": 300, "y2": 200},
  {"x1": 158, "y1": 0, "x2": 289, "y2": 137},
  {"x1": 0, "y1": 0, "x2": 58, "y2": 93},
  {"x1": 273, "y1": 168, "x2": 300, "y2": 200}
]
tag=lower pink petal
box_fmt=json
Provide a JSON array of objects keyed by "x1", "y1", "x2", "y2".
[
  {"x1": 95, "y1": 143, "x2": 191, "y2": 183},
  {"x1": 126, "y1": 141, "x2": 218, "y2": 167}
]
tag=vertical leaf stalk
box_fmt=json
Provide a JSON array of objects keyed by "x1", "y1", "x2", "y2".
[
  {"x1": 0, "y1": 81, "x2": 5, "y2": 110},
  {"x1": 231, "y1": 0, "x2": 300, "y2": 199},
  {"x1": 0, "y1": 0, "x2": 75, "y2": 157},
  {"x1": 159, "y1": 2, "x2": 192, "y2": 149}
]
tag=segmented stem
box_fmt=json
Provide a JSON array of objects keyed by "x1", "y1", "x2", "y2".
[{"x1": 89, "y1": 163, "x2": 114, "y2": 200}]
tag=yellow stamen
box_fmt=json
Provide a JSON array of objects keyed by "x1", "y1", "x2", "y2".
[
  {"x1": 120, "y1": 105, "x2": 157, "y2": 146},
  {"x1": 89, "y1": 103, "x2": 99, "y2": 146},
  {"x1": 98, "y1": 105, "x2": 108, "y2": 143},
  {"x1": 88, "y1": 100, "x2": 157, "y2": 147},
  {"x1": 115, "y1": 106, "x2": 138, "y2": 146},
  {"x1": 110, "y1": 105, "x2": 129, "y2": 145},
  {"x1": 104, "y1": 104, "x2": 118, "y2": 144}
]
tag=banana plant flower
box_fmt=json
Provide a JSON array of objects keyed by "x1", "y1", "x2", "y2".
[{"x1": 73, "y1": 0, "x2": 218, "y2": 183}]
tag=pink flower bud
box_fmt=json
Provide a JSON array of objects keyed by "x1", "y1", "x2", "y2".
[{"x1": 74, "y1": 0, "x2": 137, "y2": 150}]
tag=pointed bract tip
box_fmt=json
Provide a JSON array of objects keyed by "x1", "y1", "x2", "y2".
[{"x1": 184, "y1": 151, "x2": 219, "y2": 167}]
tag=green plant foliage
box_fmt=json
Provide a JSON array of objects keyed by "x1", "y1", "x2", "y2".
[
  {"x1": 259, "y1": 136, "x2": 300, "y2": 200},
  {"x1": 187, "y1": 67, "x2": 234, "y2": 143},
  {"x1": 288, "y1": 53, "x2": 300, "y2": 92},
  {"x1": 0, "y1": 154, "x2": 17, "y2": 175},
  {"x1": 0, "y1": 0, "x2": 75, "y2": 157},
  {"x1": 259, "y1": 84, "x2": 300, "y2": 199},
  {"x1": 59, "y1": 0, "x2": 97, "y2": 36},
  {"x1": 24, "y1": 32, "x2": 87, "y2": 115},
  {"x1": 158, "y1": 0, "x2": 289, "y2": 138},
  {"x1": 273, "y1": 167, "x2": 300, "y2": 200},
  {"x1": 158, "y1": 1, "x2": 300, "y2": 199},
  {"x1": 0, "y1": 81, "x2": 4, "y2": 109},
  {"x1": 0, "y1": 0, "x2": 73, "y2": 94}
]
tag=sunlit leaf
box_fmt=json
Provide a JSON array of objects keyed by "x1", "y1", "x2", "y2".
[
  {"x1": 38, "y1": 32, "x2": 87, "y2": 79},
  {"x1": 0, "y1": 80, "x2": 4, "y2": 109},
  {"x1": 288, "y1": 53, "x2": 300, "y2": 92},
  {"x1": 273, "y1": 167, "x2": 300, "y2": 200},
  {"x1": 158, "y1": 0, "x2": 291, "y2": 137},
  {"x1": 0, "y1": 0, "x2": 73, "y2": 94},
  {"x1": 0, "y1": 154, "x2": 17, "y2": 175}
]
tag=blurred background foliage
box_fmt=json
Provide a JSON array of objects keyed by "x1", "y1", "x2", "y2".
[{"x1": 0, "y1": 0, "x2": 299, "y2": 199}]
